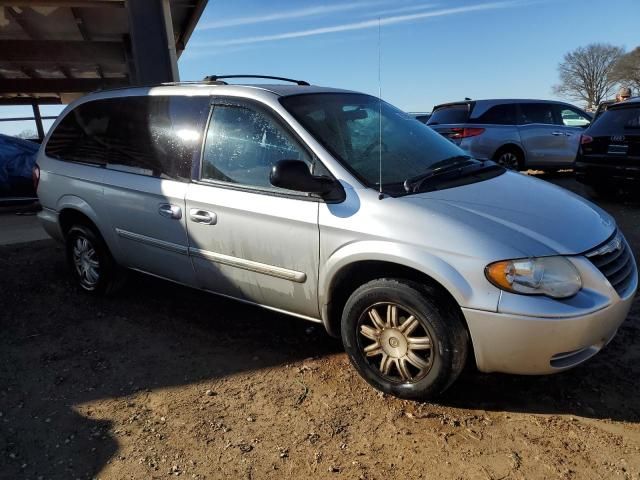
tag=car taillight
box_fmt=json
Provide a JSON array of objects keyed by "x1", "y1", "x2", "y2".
[
  {"x1": 580, "y1": 135, "x2": 593, "y2": 145},
  {"x1": 32, "y1": 163, "x2": 40, "y2": 192},
  {"x1": 450, "y1": 127, "x2": 485, "y2": 139}
]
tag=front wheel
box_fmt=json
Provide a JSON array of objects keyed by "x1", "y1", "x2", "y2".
[{"x1": 341, "y1": 279, "x2": 469, "y2": 400}]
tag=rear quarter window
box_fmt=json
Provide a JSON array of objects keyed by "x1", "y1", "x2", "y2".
[
  {"x1": 427, "y1": 104, "x2": 471, "y2": 125},
  {"x1": 45, "y1": 101, "x2": 110, "y2": 165}
]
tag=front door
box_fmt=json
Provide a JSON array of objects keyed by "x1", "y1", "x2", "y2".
[
  {"x1": 555, "y1": 105, "x2": 592, "y2": 164},
  {"x1": 518, "y1": 102, "x2": 568, "y2": 166},
  {"x1": 185, "y1": 99, "x2": 321, "y2": 319}
]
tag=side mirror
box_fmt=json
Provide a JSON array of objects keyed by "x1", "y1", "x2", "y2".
[{"x1": 270, "y1": 159, "x2": 337, "y2": 196}]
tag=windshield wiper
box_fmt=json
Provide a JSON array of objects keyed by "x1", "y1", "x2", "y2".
[{"x1": 403, "y1": 156, "x2": 477, "y2": 193}]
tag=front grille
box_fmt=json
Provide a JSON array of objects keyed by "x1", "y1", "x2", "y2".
[{"x1": 585, "y1": 232, "x2": 636, "y2": 296}]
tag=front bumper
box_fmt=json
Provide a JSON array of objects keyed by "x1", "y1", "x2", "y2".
[{"x1": 463, "y1": 255, "x2": 637, "y2": 375}]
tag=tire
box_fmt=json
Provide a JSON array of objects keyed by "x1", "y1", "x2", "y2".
[
  {"x1": 341, "y1": 278, "x2": 469, "y2": 400},
  {"x1": 494, "y1": 147, "x2": 524, "y2": 171},
  {"x1": 65, "y1": 224, "x2": 122, "y2": 295}
]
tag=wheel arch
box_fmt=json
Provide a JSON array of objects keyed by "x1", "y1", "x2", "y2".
[
  {"x1": 492, "y1": 143, "x2": 526, "y2": 165},
  {"x1": 319, "y1": 243, "x2": 474, "y2": 338},
  {"x1": 57, "y1": 195, "x2": 102, "y2": 236},
  {"x1": 56, "y1": 196, "x2": 120, "y2": 259}
]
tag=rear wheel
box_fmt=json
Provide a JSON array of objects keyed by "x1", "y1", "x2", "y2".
[
  {"x1": 341, "y1": 279, "x2": 469, "y2": 400},
  {"x1": 494, "y1": 148, "x2": 524, "y2": 171},
  {"x1": 65, "y1": 224, "x2": 122, "y2": 294}
]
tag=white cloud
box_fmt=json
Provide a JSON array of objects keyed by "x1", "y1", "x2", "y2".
[
  {"x1": 193, "y1": 1, "x2": 533, "y2": 48},
  {"x1": 365, "y1": 3, "x2": 440, "y2": 17},
  {"x1": 198, "y1": 1, "x2": 388, "y2": 30}
]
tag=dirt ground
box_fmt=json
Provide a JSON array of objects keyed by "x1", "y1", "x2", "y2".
[{"x1": 1, "y1": 174, "x2": 640, "y2": 480}]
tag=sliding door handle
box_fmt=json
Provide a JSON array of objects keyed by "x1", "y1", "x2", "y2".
[
  {"x1": 189, "y1": 209, "x2": 217, "y2": 225},
  {"x1": 158, "y1": 204, "x2": 182, "y2": 220}
]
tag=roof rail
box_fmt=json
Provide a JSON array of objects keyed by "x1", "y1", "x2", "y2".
[
  {"x1": 202, "y1": 75, "x2": 310, "y2": 86},
  {"x1": 161, "y1": 79, "x2": 227, "y2": 86}
]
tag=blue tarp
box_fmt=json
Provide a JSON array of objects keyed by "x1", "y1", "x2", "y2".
[{"x1": 0, "y1": 134, "x2": 39, "y2": 195}]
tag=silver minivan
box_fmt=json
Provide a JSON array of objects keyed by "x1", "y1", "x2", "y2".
[
  {"x1": 427, "y1": 99, "x2": 592, "y2": 170},
  {"x1": 36, "y1": 77, "x2": 637, "y2": 400}
]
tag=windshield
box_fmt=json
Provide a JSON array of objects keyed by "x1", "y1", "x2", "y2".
[{"x1": 280, "y1": 93, "x2": 470, "y2": 192}]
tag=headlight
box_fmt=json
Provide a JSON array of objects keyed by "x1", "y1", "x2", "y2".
[{"x1": 485, "y1": 256, "x2": 582, "y2": 299}]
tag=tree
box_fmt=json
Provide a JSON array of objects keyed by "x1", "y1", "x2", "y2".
[
  {"x1": 15, "y1": 129, "x2": 37, "y2": 139},
  {"x1": 553, "y1": 43, "x2": 625, "y2": 110},
  {"x1": 612, "y1": 47, "x2": 640, "y2": 94}
]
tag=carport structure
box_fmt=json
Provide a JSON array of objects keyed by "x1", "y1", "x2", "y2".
[{"x1": 0, "y1": 0, "x2": 208, "y2": 139}]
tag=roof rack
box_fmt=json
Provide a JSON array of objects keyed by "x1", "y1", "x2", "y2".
[
  {"x1": 202, "y1": 75, "x2": 310, "y2": 86},
  {"x1": 161, "y1": 79, "x2": 227, "y2": 86}
]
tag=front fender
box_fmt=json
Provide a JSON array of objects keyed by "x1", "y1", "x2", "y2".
[{"x1": 319, "y1": 240, "x2": 500, "y2": 329}]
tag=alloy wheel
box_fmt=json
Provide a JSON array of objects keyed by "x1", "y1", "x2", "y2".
[
  {"x1": 497, "y1": 152, "x2": 519, "y2": 170},
  {"x1": 358, "y1": 302, "x2": 434, "y2": 383},
  {"x1": 72, "y1": 235, "x2": 100, "y2": 289}
]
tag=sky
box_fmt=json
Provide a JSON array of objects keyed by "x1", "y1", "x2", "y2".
[{"x1": 2, "y1": 0, "x2": 639, "y2": 136}]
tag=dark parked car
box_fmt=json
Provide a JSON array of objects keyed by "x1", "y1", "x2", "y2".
[
  {"x1": 576, "y1": 97, "x2": 640, "y2": 195},
  {"x1": 0, "y1": 133, "x2": 39, "y2": 202},
  {"x1": 410, "y1": 112, "x2": 431, "y2": 124}
]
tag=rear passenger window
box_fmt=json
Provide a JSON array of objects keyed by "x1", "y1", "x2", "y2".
[
  {"x1": 45, "y1": 96, "x2": 209, "y2": 181},
  {"x1": 201, "y1": 104, "x2": 312, "y2": 191},
  {"x1": 519, "y1": 103, "x2": 555, "y2": 125},
  {"x1": 472, "y1": 104, "x2": 517, "y2": 125}
]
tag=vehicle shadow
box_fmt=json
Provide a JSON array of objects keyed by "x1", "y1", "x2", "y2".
[
  {"x1": 2, "y1": 192, "x2": 640, "y2": 479},
  {"x1": 442, "y1": 312, "x2": 640, "y2": 421},
  {"x1": 0, "y1": 240, "x2": 341, "y2": 479}
]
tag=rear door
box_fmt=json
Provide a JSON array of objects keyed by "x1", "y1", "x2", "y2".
[
  {"x1": 101, "y1": 95, "x2": 210, "y2": 286},
  {"x1": 518, "y1": 102, "x2": 568, "y2": 166},
  {"x1": 185, "y1": 98, "x2": 321, "y2": 319}
]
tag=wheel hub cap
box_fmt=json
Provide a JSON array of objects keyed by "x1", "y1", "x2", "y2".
[
  {"x1": 358, "y1": 303, "x2": 433, "y2": 383},
  {"x1": 380, "y1": 328, "x2": 408, "y2": 358},
  {"x1": 72, "y1": 236, "x2": 100, "y2": 287}
]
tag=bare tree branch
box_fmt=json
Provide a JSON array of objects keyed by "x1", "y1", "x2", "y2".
[
  {"x1": 552, "y1": 43, "x2": 625, "y2": 109},
  {"x1": 611, "y1": 46, "x2": 640, "y2": 94}
]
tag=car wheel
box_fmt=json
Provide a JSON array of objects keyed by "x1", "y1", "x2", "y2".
[
  {"x1": 494, "y1": 148, "x2": 523, "y2": 171},
  {"x1": 66, "y1": 224, "x2": 121, "y2": 294},
  {"x1": 341, "y1": 278, "x2": 469, "y2": 400}
]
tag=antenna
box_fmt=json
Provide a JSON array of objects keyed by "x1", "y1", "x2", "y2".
[{"x1": 377, "y1": 17, "x2": 384, "y2": 200}]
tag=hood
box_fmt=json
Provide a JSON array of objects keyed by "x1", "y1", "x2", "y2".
[{"x1": 402, "y1": 171, "x2": 615, "y2": 257}]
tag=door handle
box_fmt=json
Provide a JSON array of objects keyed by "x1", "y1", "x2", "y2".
[
  {"x1": 158, "y1": 203, "x2": 182, "y2": 220},
  {"x1": 189, "y1": 209, "x2": 217, "y2": 225},
  {"x1": 551, "y1": 131, "x2": 565, "y2": 136}
]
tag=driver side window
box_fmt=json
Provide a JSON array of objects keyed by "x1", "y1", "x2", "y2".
[{"x1": 201, "y1": 104, "x2": 312, "y2": 190}]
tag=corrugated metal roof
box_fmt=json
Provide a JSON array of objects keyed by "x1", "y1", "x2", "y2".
[{"x1": 0, "y1": 0, "x2": 208, "y2": 104}]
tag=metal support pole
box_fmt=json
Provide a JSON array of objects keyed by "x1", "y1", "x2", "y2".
[
  {"x1": 126, "y1": 0, "x2": 179, "y2": 85},
  {"x1": 32, "y1": 102, "x2": 44, "y2": 141}
]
